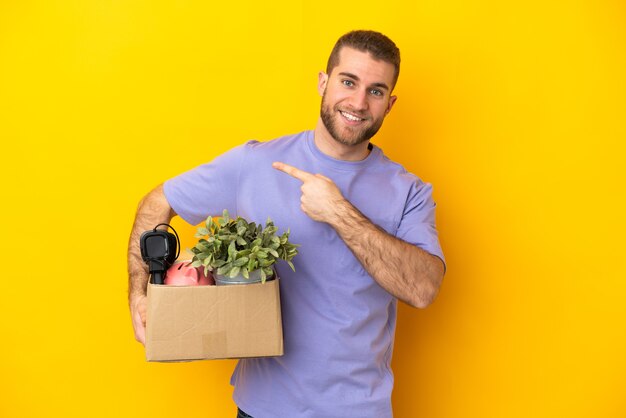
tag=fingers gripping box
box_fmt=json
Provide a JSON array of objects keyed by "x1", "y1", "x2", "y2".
[{"x1": 145, "y1": 278, "x2": 283, "y2": 362}]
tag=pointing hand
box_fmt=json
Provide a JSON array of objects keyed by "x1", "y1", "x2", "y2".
[{"x1": 272, "y1": 162, "x2": 345, "y2": 223}]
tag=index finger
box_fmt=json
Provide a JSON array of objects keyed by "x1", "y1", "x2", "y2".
[{"x1": 272, "y1": 161, "x2": 315, "y2": 182}]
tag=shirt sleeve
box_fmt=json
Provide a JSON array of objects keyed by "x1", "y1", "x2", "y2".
[
  {"x1": 163, "y1": 142, "x2": 253, "y2": 225},
  {"x1": 395, "y1": 179, "x2": 446, "y2": 272}
]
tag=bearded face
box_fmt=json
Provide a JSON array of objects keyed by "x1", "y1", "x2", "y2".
[
  {"x1": 319, "y1": 89, "x2": 385, "y2": 147},
  {"x1": 317, "y1": 48, "x2": 396, "y2": 149}
]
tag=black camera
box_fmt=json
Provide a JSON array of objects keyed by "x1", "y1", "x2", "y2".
[{"x1": 140, "y1": 224, "x2": 179, "y2": 284}]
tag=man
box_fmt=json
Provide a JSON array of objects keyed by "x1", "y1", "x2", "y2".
[{"x1": 128, "y1": 30, "x2": 445, "y2": 418}]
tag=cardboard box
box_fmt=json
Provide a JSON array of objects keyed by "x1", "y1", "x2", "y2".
[{"x1": 145, "y1": 278, "x2": 283, "y2": 362}]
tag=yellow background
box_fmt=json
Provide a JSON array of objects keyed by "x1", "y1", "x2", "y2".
[{"x1": 1, "y1": 1, "x2": 625, "y2": 417}]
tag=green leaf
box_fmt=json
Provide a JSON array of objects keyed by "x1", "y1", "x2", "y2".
[
  {"x1": 233, "y1": 257, "x2": 248, "y2": 267},
  {"x1": 242, "y1": 267, "x2": 249, "y2": 279},
  {"x1": 196, "y1": 227, "x2": 210, "y2": 236},
  {"x1": 268, "y1": 248, "x2": 279, "y2": 258},
  {"x1": 217, "y1": 264, "x2": 231, "y2": 275},
  {"x1": 257, "y1": 251, "x2": 267, "y2": 259},
  {"x1": 236, "y1": 236, "x2": 247, "y2": 246},
  {"x1": 260, "y1": 268, "x2": 266, "y2": 283},
  {"x1": 287, "y1": 260, "x2": 295, "y2": 272},
  {"x1": 195, "y1": 243, "x2": 209, "y2": 252},
  {"x1": 190, "y1": 260, "x2": 202, "y2": 268},
  {"x1": 247, "y1": 258, "x2": 255, "y2": 272},
  {"x1": 229, "y1": 266, "x2": 240, "y2": 278},
  {"x1": 212, "y1": 259, "x2": 227, "y2": 268},
  {"x1": 228, "y1": 240, "x2": 236, "y2": 260},
  {"x1": 237, "y1": 226, "x2": 246, "y2": 236}
]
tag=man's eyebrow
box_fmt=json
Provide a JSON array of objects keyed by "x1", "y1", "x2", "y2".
[{"x1": 338, "y1": 72, "x2": 390, "y2": 91}]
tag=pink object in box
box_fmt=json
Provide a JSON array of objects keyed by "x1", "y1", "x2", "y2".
[{"x1": 164, "y1": 261, "x2": 214, "y2": 286}]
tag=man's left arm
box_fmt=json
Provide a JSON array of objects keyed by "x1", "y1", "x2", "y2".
[
  {"x1": 273, "y1": 162, "x2": 445, "y2": 308},
  {"x1": 329, "y1": 199, "x2": 444, "y2": 308}
]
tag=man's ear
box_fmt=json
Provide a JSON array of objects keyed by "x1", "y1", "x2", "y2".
[
  {"x1": 385, "y1": 95, "x2": 398, "y2": 115},
  {"x1": 318, "y1": 71, "x2": 328, "y2": 96}
]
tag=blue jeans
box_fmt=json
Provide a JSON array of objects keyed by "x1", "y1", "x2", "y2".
[{"x1": 237, "y1": 407, "x2": 254, "y2": 418}]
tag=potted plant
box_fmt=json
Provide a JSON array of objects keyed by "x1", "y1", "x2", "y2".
[{"x1": 189, "y1": 210, "x2": 299, "y2": 285}]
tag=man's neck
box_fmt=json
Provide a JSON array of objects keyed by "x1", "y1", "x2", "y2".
[{"x1": 313, "y1": 118, "x2": 371, "y2": 162}]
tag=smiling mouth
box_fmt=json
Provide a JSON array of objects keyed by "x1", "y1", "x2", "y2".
[{"x1": 340, "y1": 110, "x2": 366, "y2": 122}]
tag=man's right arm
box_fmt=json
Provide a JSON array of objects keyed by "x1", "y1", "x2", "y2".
[{"x1": 127, "y1": 184, "x2": 176, "y2": 345}]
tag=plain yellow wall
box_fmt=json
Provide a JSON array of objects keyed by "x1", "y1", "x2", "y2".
[{"x1": 1, "y1": 1, "x2": 625, "y2": 417}]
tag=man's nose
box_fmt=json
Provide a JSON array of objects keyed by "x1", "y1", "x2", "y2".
[{"x1": 347, "y1": 89, "x2": 369, "y2": 112}]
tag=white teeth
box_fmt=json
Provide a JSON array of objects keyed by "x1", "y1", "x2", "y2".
[{"x1": 341, "y1": 111, "x2": 362, "y2": 121}]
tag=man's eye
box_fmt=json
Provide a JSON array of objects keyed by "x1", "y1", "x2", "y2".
[
  {"x1": 370, "y1": 89, "x2": 383, "y2": 96},
  {"x1": 342, "y1": 80, "x2": 354, "y2": 87}
]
